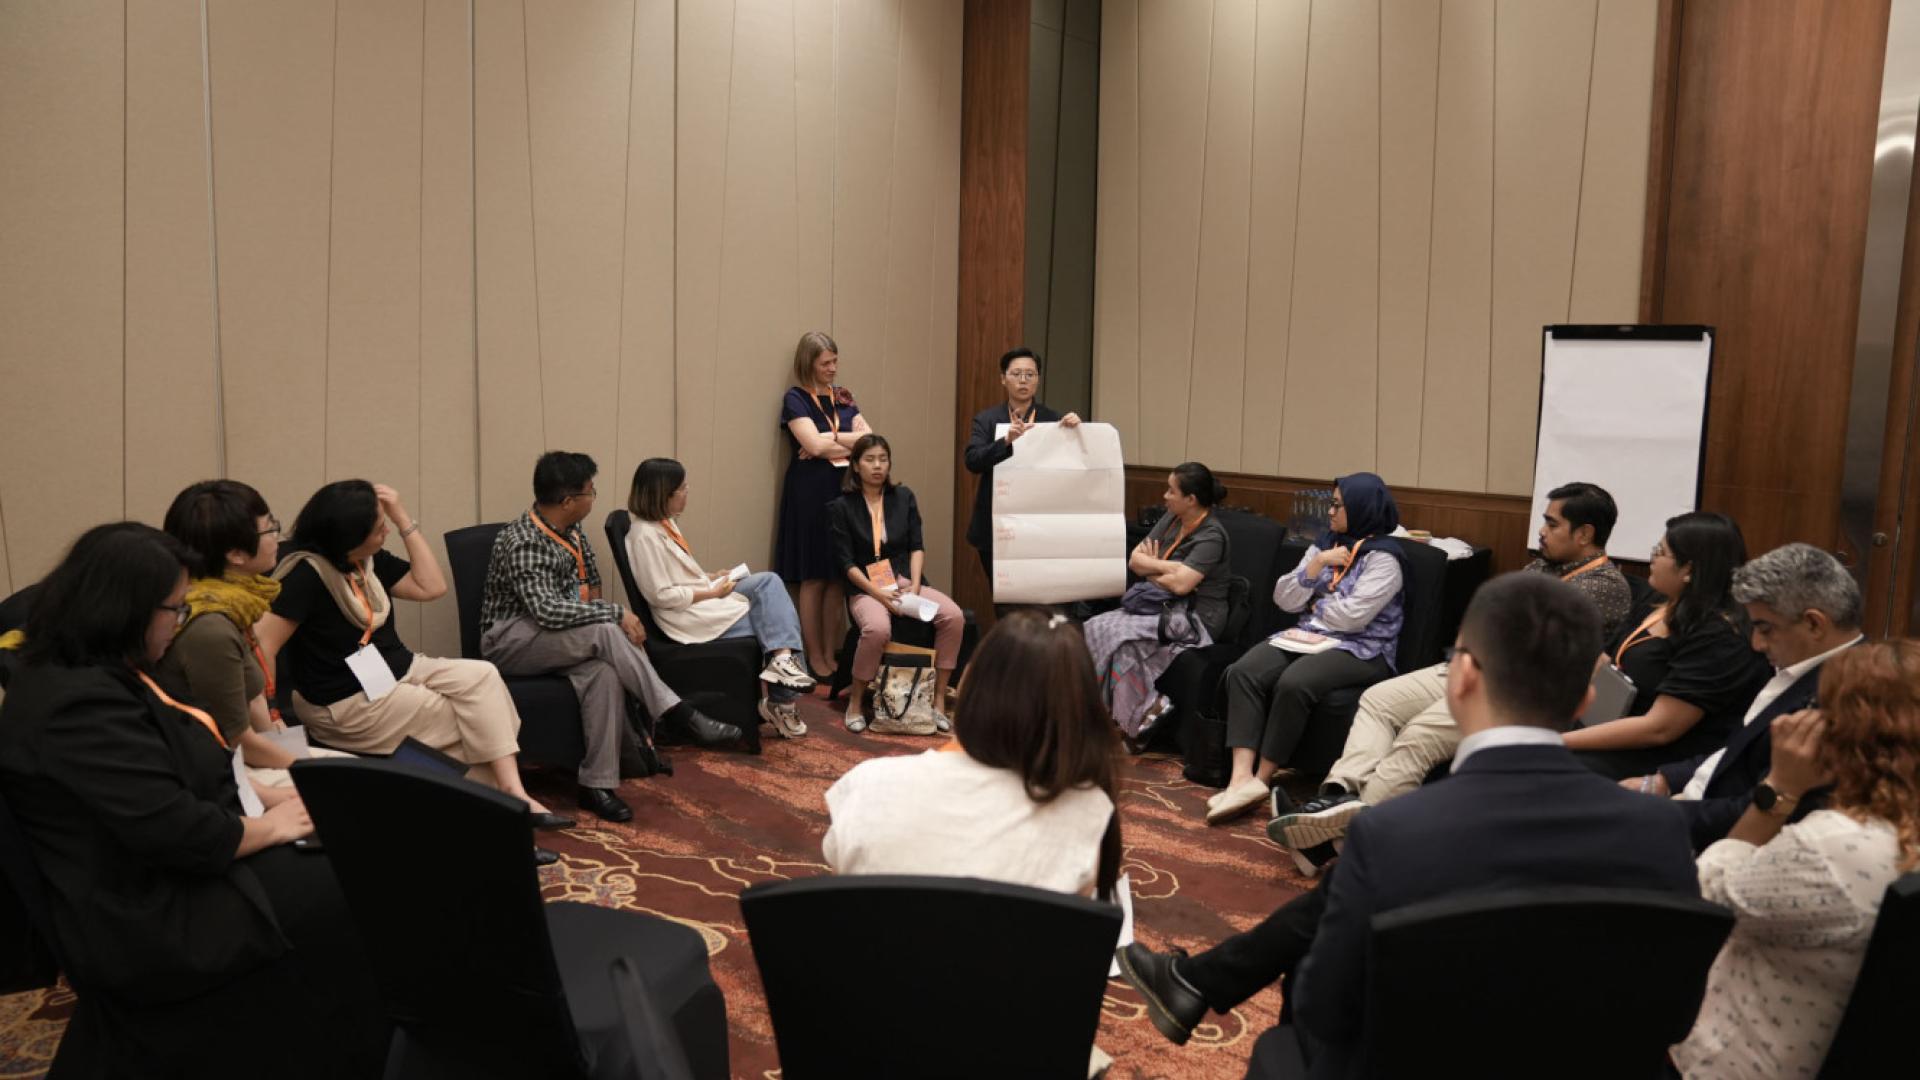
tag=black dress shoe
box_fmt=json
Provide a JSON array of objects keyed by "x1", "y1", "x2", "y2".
[
  {"x1": 529, "y1": 810, "x2": 575, "y2": 831},
  {"x1": 1113, "y1": 943, "x2": 1207, "y2": 1046},
  {"x1": 577, "y1": 785, "x2": 633, "y2": 824},
  {"x1": 678, "y1": 708, "x2": 744, "y2": 748},
  {"x1": 533, "y1": 847, "x2": 560, "y2": 867}
]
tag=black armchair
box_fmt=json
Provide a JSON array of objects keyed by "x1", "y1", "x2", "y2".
[{"x1": 1819, "y1": 871, "x2": 1920, "y2": 1077}]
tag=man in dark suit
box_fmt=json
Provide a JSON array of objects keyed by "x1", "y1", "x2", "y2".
[
  {"x1": 1115, "y1": 573, "x2": 1699, "y2": 1074},
  {"x1": 1629, "y1": 543, "x2": 1863, "y2": 850},
  {"x1": 961, "y1": 347, "x2": 1079, "y2": 584}
]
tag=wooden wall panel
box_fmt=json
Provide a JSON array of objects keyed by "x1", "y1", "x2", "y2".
[
  {"x1": 125, "y1": 0, "x2": 221, "y2": 526},
  {"x1": 473, "y1": 0, "x2": 548, "y2": 522},
  {"x1": 1376, "y1": 0, "x2": 1441, "y2": 486},
  {"x1": 329, "y1": 0, "x2": 426, "y2": 642},
  {"x1": 1091, "y1": 0, "x2": 1141, "y2": 460},
  {"x1": 1660, "y1": 0, "x2": 1889, "y2": 556},
  {"x1": 0, "y1": 0, "x2": 125, "y2": 585},
  {"x1": 418, "y1": 0, "x2": 478, "y2": 656},
  {"x1": 1132, "y1": 0, "x2": 1211, "y2": 467},
  {"x1": 1238, "y1": 0, "x2": 1312, "y2": 477},
  {"x1": 1570, "y1": 0, "x2": 1658, "y2": 321},
  {"x1": 1487, "y1": 0, "x2": 1597, "y2": 496},
  {"x1": 1182, "y1": 0, "x2": 1259, "y2": 472},
  {"x1": 208, "y1": 0, "x2": 335, "y2": 525},
  {"x1": 1279, "y1": 0, "x2": 1381, "y2": 479},
  {"x1": 1416, "y1": 0, "x2": 1495, "y2": 492}
]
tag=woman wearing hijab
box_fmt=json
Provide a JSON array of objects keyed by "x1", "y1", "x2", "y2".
[{"x1": 1207, "y1": 473, "x2": 1408, "y2": 823}]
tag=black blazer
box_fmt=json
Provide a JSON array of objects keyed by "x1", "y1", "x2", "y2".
[
  {"x1": 963, "y1": 401, "x2": 1061, "y2": 551},
  {"x1": 0, "y1": 662, "x2": 284, "y2": 1004},
  {"x1": 1656, "y1": 649, "x2": 1846, "y2": 852},
  {"x1": 1291, "y1": 741, "x2": 1698, "y2": 1079},
  {"x1": 829, "y1": 485, "x2": 927, "y2": 586}
]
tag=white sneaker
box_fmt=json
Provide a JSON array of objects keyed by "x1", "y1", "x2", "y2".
[
  {"x1": 760, "y1": 653, "x2": 817, "y2": 690},
  {"x1": 758, "y1": 698, "x2": 807, "y2": 738},
  {"x1": 844, "y1": 711, "x2": 868, "y2": 733}
]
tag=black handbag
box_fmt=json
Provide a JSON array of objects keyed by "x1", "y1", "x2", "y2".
[{"x1": 1121, "y1": 582, "x2": 1203, "y2": 647}]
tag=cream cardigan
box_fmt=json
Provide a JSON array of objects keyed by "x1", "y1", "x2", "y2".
[{"x1": 624, "y1": 518, "x2": 752, "y2": 644}]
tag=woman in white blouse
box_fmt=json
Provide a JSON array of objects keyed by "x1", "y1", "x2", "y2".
[
  {"x1": 823, "y1": 610, "x2": 1122, "y2": 898},
  {"x1": 1673, "y1": 641, "x2": 1919, "y2": 1078},
  {"x1": 625, "y1": 458, "x2": 816, "y2": 738}
]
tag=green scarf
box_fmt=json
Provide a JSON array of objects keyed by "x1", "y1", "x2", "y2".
[{"x1": 184, "y1": 572, "x2": 282, "y2": 632}]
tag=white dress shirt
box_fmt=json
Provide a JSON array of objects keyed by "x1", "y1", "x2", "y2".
[
  {"x1": 1678, "y1": 635, "x2": 1862, "y2": 800},
  {"x1": 1450, "y1": 723, "x2": 1564, "y2": 771}
]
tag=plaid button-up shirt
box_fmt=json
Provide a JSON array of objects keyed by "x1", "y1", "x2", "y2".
[{"x1": 479, "y1": 509, "x2": 622, "y2": 631}]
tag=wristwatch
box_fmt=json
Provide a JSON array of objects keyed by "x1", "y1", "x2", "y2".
[{"x1": 1752, "y1": 781, "x2": 1801, "y2": 817}]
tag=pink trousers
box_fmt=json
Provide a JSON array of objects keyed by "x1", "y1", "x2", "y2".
[{"x1": 848, "y1": 587, "x2": 963, "y2": 681}]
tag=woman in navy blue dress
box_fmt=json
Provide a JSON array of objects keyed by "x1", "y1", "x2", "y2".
[{"x1": 777, "y1": 331, "x2": 871, "y2": 677}]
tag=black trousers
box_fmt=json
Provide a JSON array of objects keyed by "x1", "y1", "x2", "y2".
[
  {"x1": 1181, "y1": 871, "x2": 1334, "y2": 1015},
  {"x1": 1223, "y1": 645, "x2": 1391, "y2": 765}
]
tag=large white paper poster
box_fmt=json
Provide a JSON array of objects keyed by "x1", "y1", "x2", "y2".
[{"x1": 991, "y1": 422, "x2": 1126, "y2": 603}]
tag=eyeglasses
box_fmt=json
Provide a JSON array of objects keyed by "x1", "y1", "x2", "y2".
[
  {"x1": 1329, "y1": 500, "x2": 1346, "y2": 511},
  {"x1": 258, "y1": 516, "x2": 282, "y2": 537},
  {"x1": 157, "y1": 602, "x2": 191, "y2": 628},
  {"x1": 1006, "y1": 370, "x2": 1038, "y2": 381},
  {"x1": 1443, "y1": 645, "x2": 1471, "y2": 663},
  {"x1": 564, "y1": 486, "x2": 597, "y2": 502}
]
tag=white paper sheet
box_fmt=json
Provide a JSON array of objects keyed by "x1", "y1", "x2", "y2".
[
  {"x1": 233, "y1": 747, "x2": 265, "y2": 818},
  {"x1": 1106, "y1": 873, "x2": 1135, "y2": 977},
  {"x1": 991, "y1": 422, "x2": 1127, "y2": 603},
  {"x1": 346, "y1": 643, "x2": 397, "y2": 701},
  {"x1": 257, "y1": 726, "x2": 312, "y2": 759},
  {"x1": 895, "y1": 593, "x2": 938, "y2": 622}
]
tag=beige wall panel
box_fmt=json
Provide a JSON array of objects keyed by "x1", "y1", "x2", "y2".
[
  {"x1": 1239, "y1": 0, "x2": 1312, "y2": 475},
  {"x1": 208, "y1": 0, "x2": 335, "y2": 523},
  {"x1": 524, "y1": 0, "x2": 633, "y2": 510},
  {"x1": 1375, "y1": 0, "x2": 1441, "y2": 486},
  {"x1": 0, "y1": 498, "x2": 12, "y2": 595},
  {"x1": 1133, "y1": 0, "x2": 1214, "y2": 466},
  {"x1": 615, "y1": 0, "x2": 678, "y2": 503},
  {"x1": 125, "y1": 0, "x2": 221, "y2": 526},
  {"x1": 1182, "y1": 0, "x2": 1259, "y2": 472},
  {"x1": 1569, "y1": 0, "x2": 1656, "y2": 321},
  {"x1": 700, "y1": 0, "x2": 803, "y2": 567},
  {"x1": 1416, "y1": 0, "x2": 1494, "y2": 492},
  {"x1": 1093, "y1": 0, "x2": 1142, "y2": 458},
  {"x1": 831, "y1": 0, "x2": 903, "y2": 427},
  {"x1": 878, "y1": 0, "x2": 956, "y2": 582},
  {"x1": 672, "y1": 0, "x2": 733, "y2": 536},
  {"x1": 1488, "y1": 0, "x2": 1596, "y2": 495},
  {"x1": 0, "y1": 1, "x2": 125, "y2": 582},
  {"x1": 924, "y1": 0, "x2": 964, "y2": 584},
  {"x1": 419, "y1": 0, "x2": 478, "y2": 657},
  {"x1": 794, "y1": 0, "x2": 838, "y2": 330},
  {"x1": 474, "y1": 0, "x2": 549, "y2": 522},
  {"x1": 1278, "y1": 0, "x2": 1380, "y2": 479},
  {"x1": 328, "y1": 0, "x2": 427, "y2": 643}
]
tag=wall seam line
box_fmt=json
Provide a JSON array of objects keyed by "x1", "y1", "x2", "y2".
[
  {"x1": 1180, "y1": 0, "x2": 1218, "y2": 462},
  {"x1": 122, "y1": 0, "x2": 129, "y2": 517},
  {"x1": 1276, "y1": 0, "x2": 1315, "y2": 471},
  {"x1": 521, "y1": 0, "x2": 549, "y2": 452},
  {"x1": 324, "y1": 0, "x2": 343, "y2": 476},
  {"x1": 615, "y1": 0, "x2": 639, "y2": 484},
  {"x1": 1565, "y1": 0, "x2": 1600, "y2": 323},
  {"x1": 200, "y1": 0, "x2": 228, "y2": 478},
  {"x1": 1415, "y1": 0, "x2": 1442, "y2": 487}
]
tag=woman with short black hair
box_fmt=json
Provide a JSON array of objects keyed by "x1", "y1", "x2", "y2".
[
  {"x1": 256, "y1": 480, "x2": 565, "y2": 822},
  {"x1": 0, "y1": 523, "x2": 386, "y2": 1077}
]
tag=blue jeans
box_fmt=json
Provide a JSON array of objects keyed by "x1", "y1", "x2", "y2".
[{"x1": 718, "y1": 572, "x2": 806, "y2": 702}]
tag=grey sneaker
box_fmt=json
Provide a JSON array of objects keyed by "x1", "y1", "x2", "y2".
[
  {"x1": 761, "y1": 654, "x2": 817, "y2": 690},
  {"x1": 844, "y1": 711, "x2": 869, "y2": 733},
  {"x1": 1269, "y1": 792, "x2": 1365, "y2": 851},
  {"x1": 758, "y1": 698, "x2": 807, "y2": 739}
]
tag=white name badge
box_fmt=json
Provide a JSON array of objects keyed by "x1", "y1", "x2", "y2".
[{"x1": 345, "y1": 643, "x2": 398, "y2": 701}]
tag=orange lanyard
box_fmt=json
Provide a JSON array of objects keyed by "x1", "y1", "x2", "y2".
[
  {"x1": 811, "y1": 385, "x2": 841, "y2": 436},
  {"x1": 530, "y1": 511, "x2": 590, "y2": 601},
  {"x1": 866, "y1": 494, "x2": 888, "y2": 559},
  {"x1": 1614, "y1": 607, "x2": 1667, "y2": 666},
  {"x1": 1329, "y1": 538, "x2": 1369, "y2": 589},
  {"x1": 1163, "y1": 511, "x2": 1210, "y2": 559},
  {"x1": 137, "y1": 671, "x2": 229, "y2": 750},
  {"x1": 661, "y1": 520, "x2": 693, "y2": 556},
  {"x1": 1560, "y1": 556, "x2": 1609, "y2": 582},
  {"x1": 249, "y1": 635, "x2": 282, "y2": 723},
  {"x1": 345, "y1": 565, "x2": 379, "y2": 646}
]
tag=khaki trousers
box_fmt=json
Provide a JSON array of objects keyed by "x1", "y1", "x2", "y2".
[
  {"x1": 1324, "y1": 662, "x2": 1461, "y2": 804},
  {"x1": 291, "y1": 654, "x2": 522, "y2": 765}
]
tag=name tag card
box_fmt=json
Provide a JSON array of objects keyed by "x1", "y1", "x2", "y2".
[
  {"x1": 865, "y1": 560, "x2": 898, "y2": 591},
  {"x1": 346, "y1": 643, "x2": 398, "y2": 701}
]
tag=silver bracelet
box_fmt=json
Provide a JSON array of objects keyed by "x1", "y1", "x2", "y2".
[{"x1": 399, "y1": 521, "x2": 421, "y2": 539}]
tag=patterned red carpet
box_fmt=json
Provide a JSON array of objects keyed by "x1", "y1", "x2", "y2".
[{"x1": 0, "y1": 694, "x2": 1310, "y2": 1079}]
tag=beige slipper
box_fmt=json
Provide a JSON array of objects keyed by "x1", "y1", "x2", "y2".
[{"x1": 1206, "y1": 778, "x2": 1271, "y2": 825}]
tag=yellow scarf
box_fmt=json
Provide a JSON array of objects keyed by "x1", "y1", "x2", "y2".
[
  {"x1": 0, "y1": 629, "x2": 21, "y2": 651},
  {"x1": 184, "y1": 572, "x2": 282, "y2": 632}
]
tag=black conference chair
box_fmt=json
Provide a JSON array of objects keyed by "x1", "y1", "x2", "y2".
[
  {"x1": 608, "y1": 957, "x2": 697, "y2": 1080},
  {"x1": 1247, "y1": 886, "x2": 1733, "y2": 1079},
  {"x1": 443, "y1": 524, "x2": 589, "y2": 770},
  {"x1": 1819, "y1": 871, "x2": 1920, "y2": 1077},
  {"x1": 740, "y1": 875, "x2": 1121, "y2": 1079},
  {"x1": 290, "y1": 757, "x2": 728, "y2": 1080},
  {"x1": 0, "y1": 789, "x2": 62, "y2": 999},
  {"x1": 601, "y1": 510, "x2": 762, "y2": 750}
]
